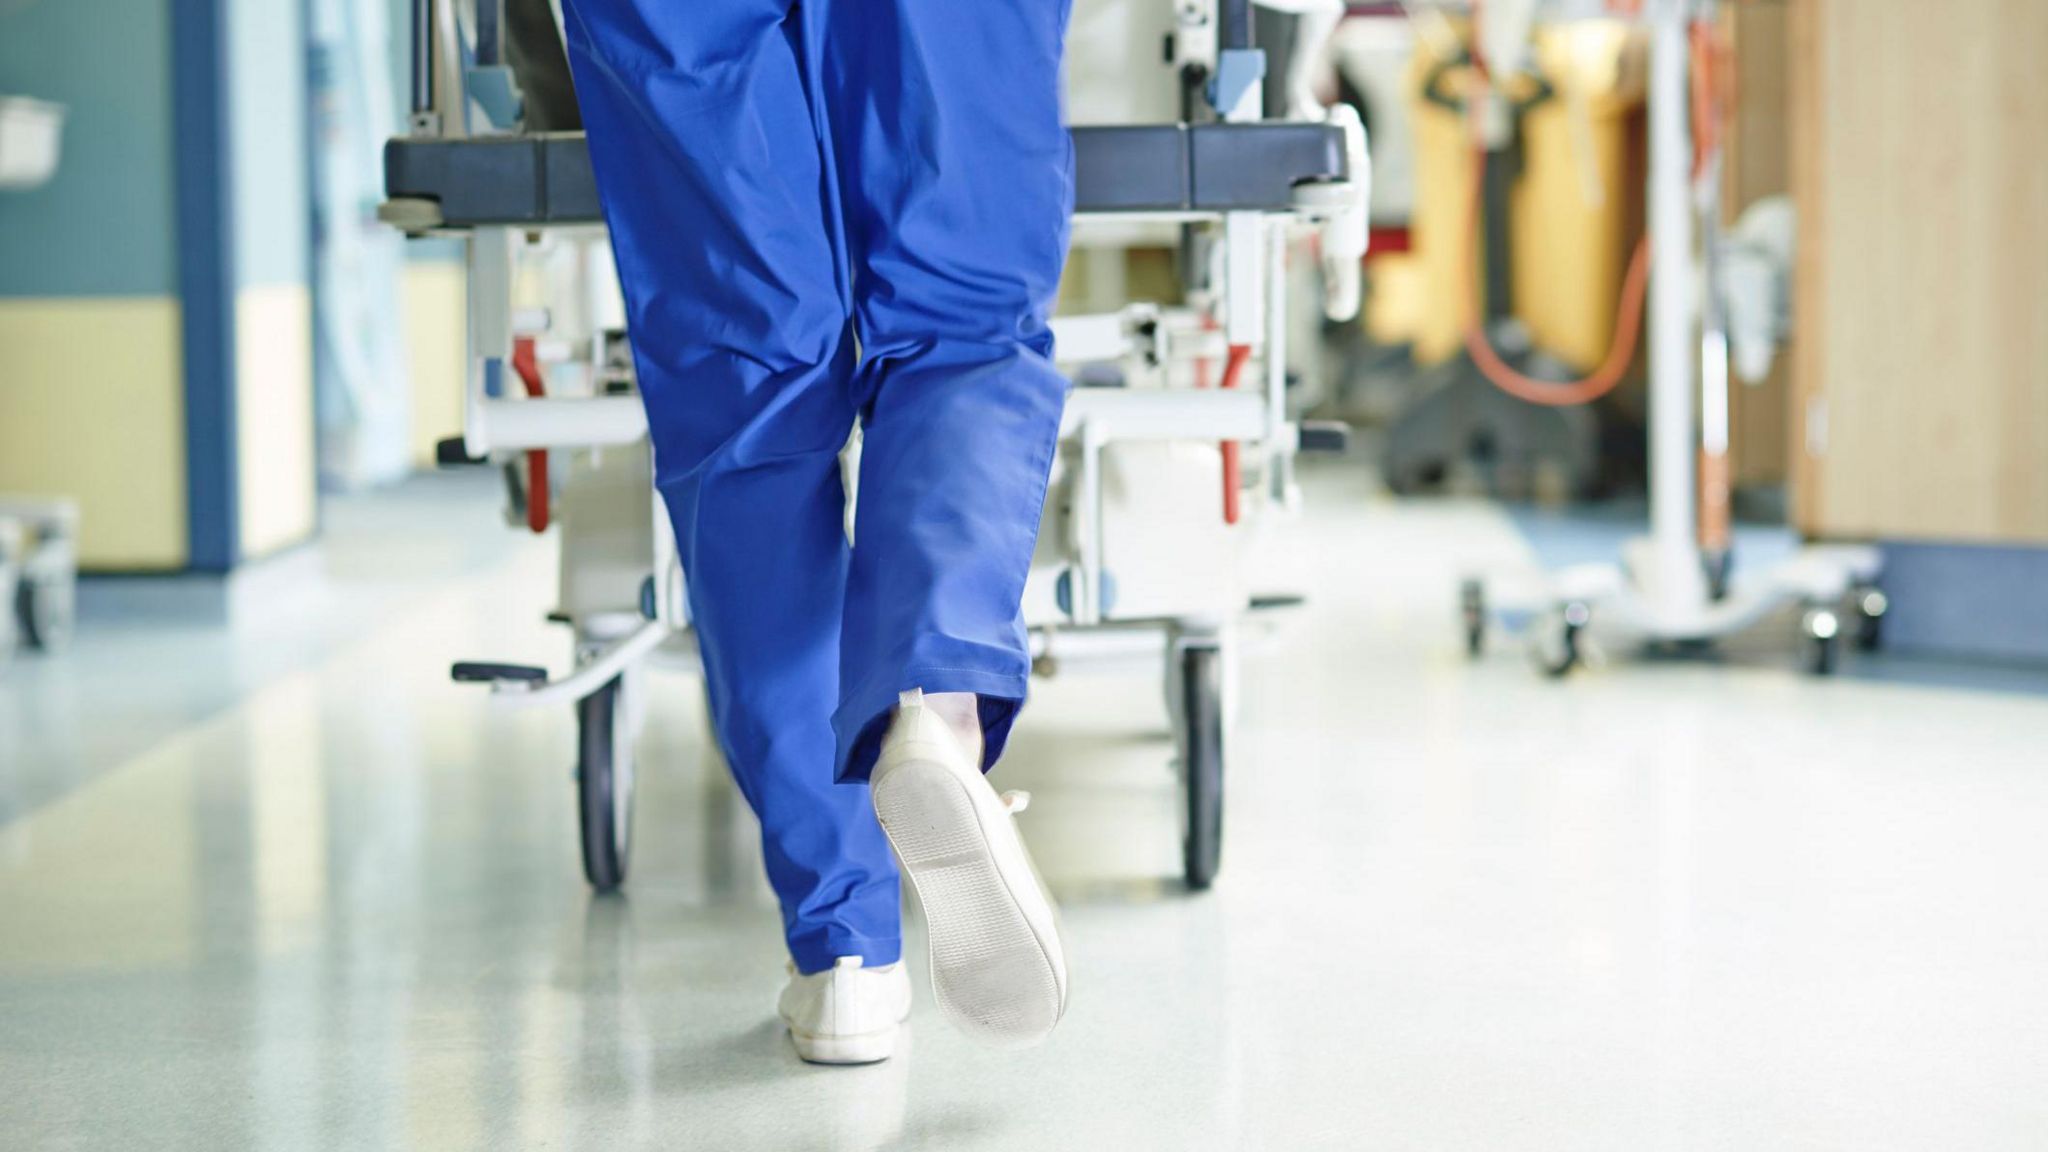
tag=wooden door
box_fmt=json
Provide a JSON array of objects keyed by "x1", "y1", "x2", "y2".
[{"x1": 1792, "y1": 0, "x2": 2048, "y2": 543}]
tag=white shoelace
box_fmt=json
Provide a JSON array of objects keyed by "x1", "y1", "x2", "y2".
[{"x1": 1001, "y1": 790, "x2": 1031, "y2": 814}]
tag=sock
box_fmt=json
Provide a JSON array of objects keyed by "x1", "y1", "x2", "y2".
[{"x1": 920, "y1": 691, "x2": 984, "y2": 768}]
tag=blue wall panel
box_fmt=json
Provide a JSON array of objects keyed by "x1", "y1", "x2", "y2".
[
  {"x1": 0, "y1": 0, "x2": 179, "y2": 298},
  {"x1": 172, "y1": 0, "x2": 239, "y2": 572},
  {"x1": 1880, "y1": 542, "x2": 2048, "y2": 666},
  {"x1": 229, "y1": 0, "x2": 310, "y2": 288}
]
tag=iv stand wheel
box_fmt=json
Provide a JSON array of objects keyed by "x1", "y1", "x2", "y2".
[
  {"x1": 1850, "y1": 583, "x2": 1887, "y2": 653},
  {"x1": 1178, "y1": 642, "x2": 1226, "y2": 891},
  {"x1": 1800, "y1": 604, "x2": 1842, "y2": 677},
  {"x1": 576, "y1": 675, "x2": 636, "y2": 893},
  {"x1": 1532, "y1": 601, "x2": 1590, "y2": 678},
  {"x1": 1459, "y1": 578, "x2": 1486, "y2": 658}
]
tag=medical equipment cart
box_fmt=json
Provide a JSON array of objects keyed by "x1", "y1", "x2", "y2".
[
  {"x1": 1, "y1": 98, "x2": 78, "y2": 664},
  {"x1": 383, "y1": 0, "x2": 1366, "y2": 891}
]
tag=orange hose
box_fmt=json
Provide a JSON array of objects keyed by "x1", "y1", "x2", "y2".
[
  {"x1": 1461, "y1": 135, "x2": 1653, "y2": 407},
  {"x1": 1690, "y1": 16, "x2": 1732, "y2": 559},
  {"x1": 1688, "y1": 20, "x2": 1728, "y2": 183},
  {"x1": 1457, "y1": 0, "x2": 1651, "y2": 408}
]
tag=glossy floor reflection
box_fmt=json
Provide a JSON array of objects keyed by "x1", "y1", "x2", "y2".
[{"x1": 5, "y1": 466, "x2": 2048, "y2": 1150}]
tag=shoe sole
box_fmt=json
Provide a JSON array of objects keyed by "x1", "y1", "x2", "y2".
[
  {"x1": 788, "y1": 1026, "x2": 898, "y2": 1065},
  {"x1": 872, "y1": 750, "x2": 1066, "y2": 1047}
]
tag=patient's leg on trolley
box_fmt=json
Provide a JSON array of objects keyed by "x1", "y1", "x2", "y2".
[
  {"x1": 503, "y1": 0, "x2": 581, "y2": 131},
  {"x1": 562, "y1": 0, "x2": 901, "y2": 976}
]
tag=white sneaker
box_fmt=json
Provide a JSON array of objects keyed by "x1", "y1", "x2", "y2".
[
  {"x1": 870, "y1": 689, "x2": 1069, "y2": 1047},
  {"x1": 778, "y1": 956, "x2": 913, "y2": 1065}
]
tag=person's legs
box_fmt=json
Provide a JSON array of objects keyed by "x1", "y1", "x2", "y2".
[
  {"x1": 820, "y1": 0, "x2": 1076, "y2": 783},
  {"x1": 819, "y1": 0, "x2": 1076, "y2": 1046},
  {"x1": 561, "y1": 0, "x2": 901, "y2": 975}
]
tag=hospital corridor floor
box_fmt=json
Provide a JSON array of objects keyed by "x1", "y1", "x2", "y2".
[{"x1": 4, "y1": 465, "x2": 2047, "y2": 1151}]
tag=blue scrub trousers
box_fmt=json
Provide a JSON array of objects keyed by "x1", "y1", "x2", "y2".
[{"x1": 561, "y1": 0, "x2": 1073, "y2": 973}]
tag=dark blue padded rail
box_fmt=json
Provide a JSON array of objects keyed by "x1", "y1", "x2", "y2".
[{"x1": 384, "y1": 123, "x2": 1347, "y2": 228}]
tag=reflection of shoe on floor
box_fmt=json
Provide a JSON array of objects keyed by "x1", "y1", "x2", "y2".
[
  {"x1": 806, "y1": 1018, "x2": 915, "y2": 1152},
  {"x1": 778, "y1": 956, "x2": 912, "y2": 1065},
  {"x1": 871, "y1": 689, "x2": 1069, "y2": 1048}
]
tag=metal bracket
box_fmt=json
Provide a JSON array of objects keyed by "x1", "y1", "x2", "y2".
[{"x1": 1208, "y1": 48, "x2": 1266, "y2": 119}]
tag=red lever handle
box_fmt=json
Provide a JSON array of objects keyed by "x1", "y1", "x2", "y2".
[
  {"x1": 1216, "y1": 344, "x2": 1252, "y2": 526},
  {"x1": 510, "y1": 338, "x2": 550, "y2": 534}
]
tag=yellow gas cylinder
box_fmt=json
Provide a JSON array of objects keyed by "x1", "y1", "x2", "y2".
[{"x1": 1406, "y1": 20, "x2": 1646, "y2": 371}]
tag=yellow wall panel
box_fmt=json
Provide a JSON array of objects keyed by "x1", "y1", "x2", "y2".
[
  {"x1": 0, "y1": 297, "x2": 188, "y2": 570},
  {"x1": 403, "y1": 261, "x2": 468, "y2": 469},
  {"x1": 235, "y1": 283, "x2": 317, "y2": 559}
]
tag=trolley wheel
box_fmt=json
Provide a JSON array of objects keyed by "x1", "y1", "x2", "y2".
[
  {"x1": 1801, "y1": 606, "x2": 1841, "y2": 676},
  {"x1": 1179, "y1": 643, "x2": 1225, "y2": 891},
  {"x1": 576, "y1": 675, "x2": 635, "y2": 892},
  {"x1": 1851, "y1": 584, "x2": 1887, "y2": 652},
  {"x1": 16, "y1": 575, "x2": 72, "y2": 651},
  {"x1": 1459, "y1": 578, "x2": 1486, "y2": 657},
  {"x1": 1532, "y1": 602, "x2": 1588, "y2": 678}
]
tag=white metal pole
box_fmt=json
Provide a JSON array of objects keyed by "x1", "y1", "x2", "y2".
[
  {"x1": 1265, "y1": 223, "x2": 1291, "y2": 503},
  {"x1": 431, "y1": 0, "x2": 464, "y2": 138},
  {"x1": 463, "y1": 228, "x2": 515, "y2": 458},
  {"x1": 1077, "y1": 421, "x2": 1106, "y2": 626},
  {"x1": 1645, "y1": 0, "x2": 1700, "y2": 616}
]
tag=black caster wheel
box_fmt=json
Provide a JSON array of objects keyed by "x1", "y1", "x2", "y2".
[
  {"x1": 16, "y1": 575, "x2": 72, "y2": 652},
  {"x1": 1178, "y1": 644, "x2": 1225, "y2": 891},
  {"x1": 1850, "y1": 584, "x2": 1887, "y2": 652},
  {"x1": 1459, "y1": 578, "x2": 1486, "y2": 657},
  {"x1": 1532, "y1": 602, "x2": 1589, "y2": 678},
  {"x1": 1801, "y1": 606, "x2": 1841, "y2": 676},
  {"x1": 576, "y1": 675, "x2": 636, "y2": 892}
]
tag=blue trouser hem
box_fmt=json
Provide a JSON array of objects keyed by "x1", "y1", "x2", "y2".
[
  {"x1": 834, "y1": 664, "x2": 1031, "y2": 784},
  {"x1": 788, "y1": 929, "x2": 903, "y2": 976}
]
